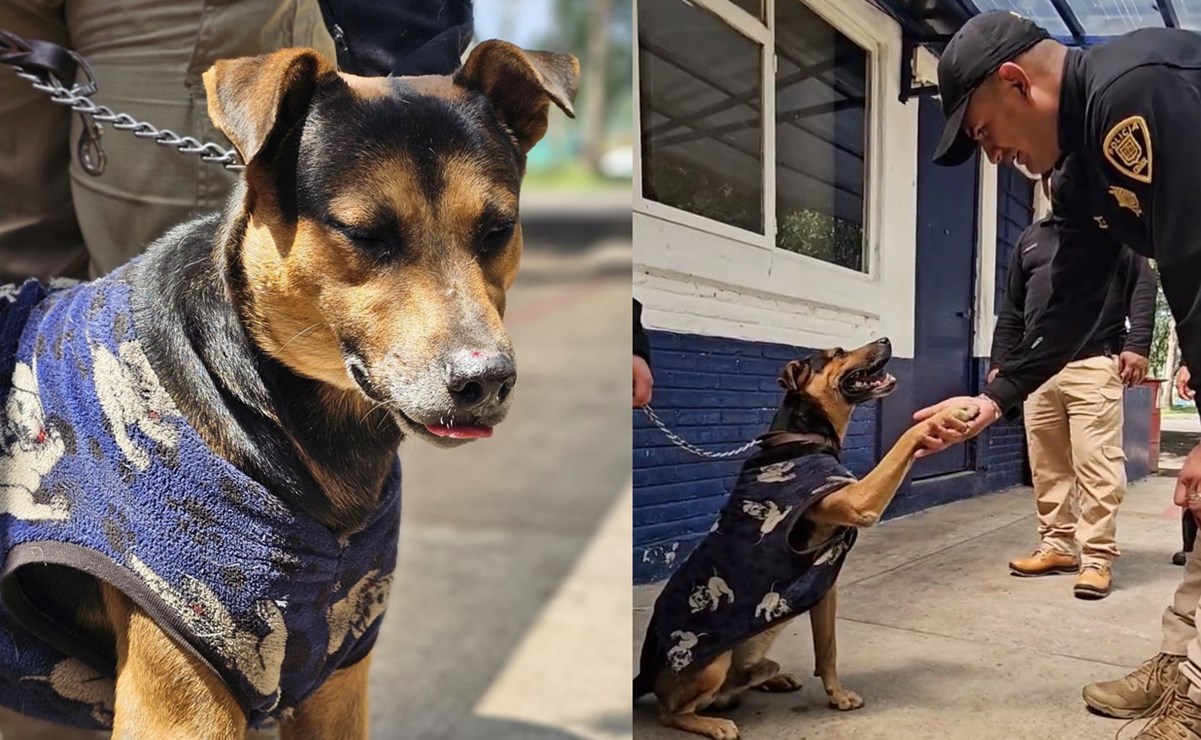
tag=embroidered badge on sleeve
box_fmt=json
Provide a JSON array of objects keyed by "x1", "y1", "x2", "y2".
[{"x1": 1102, "y1": 115, "x2": 1152, "y2": 184}]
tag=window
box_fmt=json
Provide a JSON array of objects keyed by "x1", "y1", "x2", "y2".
[
  {"x1": 636, "y1": 0, "x2": 872, "y2": 273},
  {"x1": 638, "y1": 0, "x2": 765, "y2": 235},
  {"x1": 730, "y1": 0, "x2": 764, "y2": 21},
  {"x1": 774, "y1": 0, "x2": 868, "y2": 271}
]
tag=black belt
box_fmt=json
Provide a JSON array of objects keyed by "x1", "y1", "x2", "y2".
[{"x1": 1073, "y1": 338, "x2": 1122, "y2": 361}]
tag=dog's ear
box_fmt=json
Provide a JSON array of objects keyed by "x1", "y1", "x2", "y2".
[
  {"x1": 202, "y1": 47, "x2": 336, "y2": 166},
  {"x1": 457, "y1": 40, "x2": 580, "y2": 153},
  {"x1": 778, "y1": 360, "x2": 812, "y2": 393}
]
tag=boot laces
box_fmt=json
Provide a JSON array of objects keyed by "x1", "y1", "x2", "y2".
[{"x1": 1118, "y1": 675, "x2": 1201, "y2": 740}]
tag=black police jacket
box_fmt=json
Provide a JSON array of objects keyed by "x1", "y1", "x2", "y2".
[
  {"x1": 316, "y1": 0, "x2": 474, "y2": 77},
  {"x1": 989, "y1": 217, "x2": 1156, "y2": 372},
  {"x1": 983, "y1": 29, "x2": 1201, "y2": 413}
]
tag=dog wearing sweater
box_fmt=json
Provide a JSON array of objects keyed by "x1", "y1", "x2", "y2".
[
  {"x1": 633, "y1": 339, "x2": 978, "y2": 740},
  {"x1": 0, "y1": 42, "x2": 577, "y2": 738}
]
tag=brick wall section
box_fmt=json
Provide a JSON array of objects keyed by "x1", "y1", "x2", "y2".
[
  {"x1": 634, "y1": 330, "x2": 879, "y2": 583},
  {"x1": 995, "y1": 165, "x2": 1036, "y2": 307},
  {"x1": 977, "y1": 361, "x2": 1028, "y2": 490}
]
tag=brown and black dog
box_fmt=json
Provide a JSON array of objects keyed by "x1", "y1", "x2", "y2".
[
  {"x1": 0, "y1": 41, "x2": 577, "y2": 739},
  {"x1": 633, "y1": 338, "x2": 977, "y2": 740}
]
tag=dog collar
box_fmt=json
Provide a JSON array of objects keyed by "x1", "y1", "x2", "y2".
[{"x1": 754, "y1": 431, "x2": 840, "y2": 454}]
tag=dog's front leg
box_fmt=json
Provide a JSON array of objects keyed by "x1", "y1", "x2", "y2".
[
  {"x1": 807, "y1": 405, "x2": 977, "y2": 526},
  {"x1": 808, "y1": 587, "x2": 862, "y2": 711},
  {"x1": 280, "y1": 654, "x2": 371, "y2": 740},
  {"x1": 103, "y1": 584, "x2": 246, "y2": 740}
]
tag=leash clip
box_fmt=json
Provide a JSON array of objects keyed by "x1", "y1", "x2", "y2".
[{"x1": 77, "y1": 114, "x2": 106, "y2": 176}]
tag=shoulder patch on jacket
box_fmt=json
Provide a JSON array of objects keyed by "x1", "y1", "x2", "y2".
[{"x1": 1102, "y1": 115, "x2": 1152, "y2": 184}]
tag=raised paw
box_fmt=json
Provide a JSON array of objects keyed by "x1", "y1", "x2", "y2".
[
  {"x1": 754, "y1": 673, "x2": 804, "y2": 693},
  {"x1": 827, "y1": 687, "x2": 864, "y2": 711},
  {"x1": 935, "y1": 404, "x2": 979, "y2": 424}
]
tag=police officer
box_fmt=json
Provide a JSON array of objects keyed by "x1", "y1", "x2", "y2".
[{"x1": 916, "y1": 10, "x2": 1201, "y2": 737}]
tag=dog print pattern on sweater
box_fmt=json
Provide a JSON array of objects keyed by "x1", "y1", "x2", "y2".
[
  {"x1": 0, "y1": 267, "x2": 400, "y2": 730},
  {"x1": 0, "y1": 362, "x2": 69, "y2": 520},
  {"x1": 638, "y1": 449, "x2": 858, "y2": 677}
]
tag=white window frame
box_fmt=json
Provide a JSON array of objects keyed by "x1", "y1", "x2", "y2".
[{"x1": 634, "y1": 0, "x2": 919, "y2": 355}]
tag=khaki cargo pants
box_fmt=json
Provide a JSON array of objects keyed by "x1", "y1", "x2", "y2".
[
  {"x1": 1022, "y1": 354, "x2": 1127, "y2": 567},
  {"x1": 0, "y1": 0, "x2": 335, "y2": 282}
]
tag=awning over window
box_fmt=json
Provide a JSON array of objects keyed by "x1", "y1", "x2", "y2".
[
  {"x1": 870, "y1": 0, "x2": 1199, "y2": 101},
  {"x1": 875, "y1": 0, "x2": 1197, "y2": 47}
]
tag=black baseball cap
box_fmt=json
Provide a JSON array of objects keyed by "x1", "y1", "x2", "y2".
[{"x1": 934, "y1": 11, "x2": 1051, "y2": 167}]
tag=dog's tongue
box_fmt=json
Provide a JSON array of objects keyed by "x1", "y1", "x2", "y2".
[{"x1": 424, "y1": 424, "x2": 493, "y2": 439}]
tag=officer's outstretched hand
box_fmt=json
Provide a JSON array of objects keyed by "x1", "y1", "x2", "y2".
[
  {"x1": 1174, "y1": 443, "x2": 1201, "y2": 523},
  {"x1": 911, "y1": 395, "x2": 1000, "y2": 459}
]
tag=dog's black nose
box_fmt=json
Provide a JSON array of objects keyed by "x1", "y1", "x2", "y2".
[
  {"x1": 445, "y1": 349, "x2": 516, "y2": 409},
  {"x1": 875, "y1": 337, "x2": 891, "y2": 350}
]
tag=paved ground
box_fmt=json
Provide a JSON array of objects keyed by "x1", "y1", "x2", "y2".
[
  {"x1": 634, "y1": 462, "x2": 1201, "y2": 739},
  {"x1": 368, "y1": 201, "x2": 633, "y2": 740},
  {"x1": 1162, "y1": 413, "x2": 1201, "y2": 472}
]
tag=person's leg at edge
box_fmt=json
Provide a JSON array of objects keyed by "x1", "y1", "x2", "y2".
[{"x1": 1011, "y1": 372, "x2": 1079, "y2": 576}]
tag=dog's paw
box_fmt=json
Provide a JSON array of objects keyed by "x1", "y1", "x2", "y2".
[
  {"x1": 754, "y1": 673, "x2": 804, "y2": 693},
  {"x1": 953, "y1": 404, "x2": 981, "y2": 422},
  {"x1": 827, "y1": 687, "x2": 864, "y2": 711},
  {"x1": 701, "y1": 718, "x2": 741, "y2": 740},
  {"x1": 933, "y1": 404, "x2": 978, "y2": 425}
]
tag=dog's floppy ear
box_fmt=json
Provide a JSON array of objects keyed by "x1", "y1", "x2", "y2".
[
  {"x1": 202, "y1": 47, "x2": 336, "y2": 166},
  {"x1": 778, "y1": 359, "x2": 812, "y2": 394},
  {"x1": 457, "y1": 40, "x2": 580, "y2": 153}
]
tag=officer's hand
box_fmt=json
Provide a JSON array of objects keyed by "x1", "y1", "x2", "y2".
[
  {"x1": 1174, "y1": 443, "x2": 1201, "y2": 522},
  {"x1": 986, "y1": 367, "x2": 999, "y2": 385},
  {"x1": 633, "y1": 355, "x2": 653, "y2": 408},
  {"x1": 911, "y1": 395, "x2": 999, "y2": 458},
  {"x1": 1177, "y1": 365, "x2": 1195, "y2": 401},
  {"x1": 1118, "y1": 351, "x2": 1149, "y2": 387}
]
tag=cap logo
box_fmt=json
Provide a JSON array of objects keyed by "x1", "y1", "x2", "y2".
[
  {"x1": 1102, "y1": 115, "x2": 1153, "y2": 184},
  {"x1": 1094, "y1": 215, "x2": 1109, "y2": 230},
  {"x1": 1108, "y1": 185, "x2": 1143, "y2": 217}
]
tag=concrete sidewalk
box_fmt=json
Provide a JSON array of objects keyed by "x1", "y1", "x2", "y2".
[{"x1": 634, "y1": 475, "x2": 1191, "y2": 740}]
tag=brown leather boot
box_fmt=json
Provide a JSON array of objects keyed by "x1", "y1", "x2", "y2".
[
  {"x1": 1075, "y1": 562, "x2": 1112, "y2": 600},
  {"x1": 1131, "y1": 674, "x2": 1201, "y2": 738},
  {"x1": 1009, "y1": 545, "x2": 1079, "y2": 577},
  {"x1": 1083, "y1": 653, "x2": 1185, "y2": 719}
]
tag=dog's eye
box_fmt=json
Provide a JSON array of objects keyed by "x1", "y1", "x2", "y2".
[
  {"x1": 326, "y1": 218, "x2": 389, "y2": 251},
  {"x1": 834, "y1": 349, "x2": 847, "y2": 358},
  {"x1": 480, "y1": 222, "x2": 516, "y2": 257}
]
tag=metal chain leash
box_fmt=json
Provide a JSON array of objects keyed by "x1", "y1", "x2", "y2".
[
  {"x1": 640, "y1": 405, "x2": 758, "y2": 459},
  {"x1": 3, "y1": 35, "x2": 243, "y2": 176}
]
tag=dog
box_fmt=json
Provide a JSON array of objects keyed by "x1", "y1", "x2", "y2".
[
  {"x1": 633, "y1": 338, "x2": 978, "y2": 740},
  {"x1": 0, "y1": 40, "x2": 577, "y2": 738}
]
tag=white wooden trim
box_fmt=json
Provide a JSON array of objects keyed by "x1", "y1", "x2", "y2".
[
  {"x1": 632, "y1": 3, "x2": 643, "y2": 205},
  {"x1": 763, "y1": 0, "x2": 777, "y2": 252},
  {"x1": 633, "y1": 0, "x2": 919, "y2": 357},
  {"x1": 915, "y1": 46, "x2": 939, "y2": 89},
  {"x1": 693, "y1": 0, "x2": 771, "y2": 44},
  {"x1": 974, "y1": 159, "x2": 999, "y2": 358}
]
